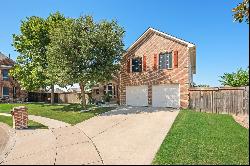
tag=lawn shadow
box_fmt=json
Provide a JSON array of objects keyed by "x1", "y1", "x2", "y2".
[
  {"x1": 17, "y1": 126, "x2": 48, "y2": 130},
  {"x1": 26, "y1": 102, "x2": 69, "y2": 107},
  {"x1": 27, "y1": 124, "x2": 48, "y2": 130},
  {"x1": 51, "y1": 104, "x2": 97, "y2": 112}
]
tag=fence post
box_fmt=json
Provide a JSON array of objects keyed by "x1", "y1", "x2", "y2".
[
  {"x1": 243, "y1": 86, "x2": 249, "y2": 115},
  {"x1": 212, "y1": 90, "x2": 214, "y2": 113},
  {"x1": 242, "y1": 88, "x2": 245, "y2": 115},
  {"x1": 200, "y1": 90, "x2": 202, "y2": 112}
]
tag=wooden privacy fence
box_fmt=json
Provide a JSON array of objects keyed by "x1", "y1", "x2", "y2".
[
  {"x1": 189, "y1": 86, "x2": 249, "y2": 115},
  {"x1": 58, "y1": 92, "x2": 90, "y2": 104}
]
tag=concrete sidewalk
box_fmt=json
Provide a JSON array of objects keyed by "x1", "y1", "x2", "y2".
[
  {"x1": 29, "y1": 115, "x2": 70, "y2": 129},
  {"x1": 0, "y1": 113, "x2": 70, "y2": 129},
  {"x1": 1, "y1": 107, "x2": 179, "y2": 165}
]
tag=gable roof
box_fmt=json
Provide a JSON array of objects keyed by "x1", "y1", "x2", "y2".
[
  {"x1": 125, "y1": 27, "x2": 196, "y2": 74},
  {"x1": 126, "y1": 27, "x2": 195, "y2": 53},
  {"x1": 0, "y1": 52, "x2": 9, "y2": 61},
  {"x1": 0, "y1": 51, "x2": 15, "y2": 66}
]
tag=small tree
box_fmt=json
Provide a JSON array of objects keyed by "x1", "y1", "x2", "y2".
[
  {"x1": 47, "y1": 16, "x2": 125, "y2": 108},
  {"x1": 193, "y1": 83, "x2": 210, "y2": 87},
  {"x1": 219, "y1": 67, "x2": 249, "y2": 87},
  {"x1": 232, "y1": 0, "x2": 249, "y2": 24},
  {"x1": 10, "y1": 12, "x2": 66, "y2": 104}
]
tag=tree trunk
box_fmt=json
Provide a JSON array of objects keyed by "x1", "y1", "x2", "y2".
[
  {"x1": 79, "y1": 82, "x2": 86, "y2": 109},
  {"x1": 51, "y1": 85, "x2": 55, "y2": 105}
]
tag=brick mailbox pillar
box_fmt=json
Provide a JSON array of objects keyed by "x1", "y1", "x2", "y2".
[{"x1": 10, "y1": 106, "x2": 28, "y2": 129}]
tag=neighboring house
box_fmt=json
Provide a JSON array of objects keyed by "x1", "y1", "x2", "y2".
[
  {"x1": 0, "y1": 52, "x2": 27, "y2": 101},
  {"x1": 119, "y1": 28, "x2": 196, "y2": 108},
  {"x1": 91, "y1": 79, "x2": 119, "y2": 103},
  {"x1": 27, "y1": 88, "x2": 65, "y2": 103}
]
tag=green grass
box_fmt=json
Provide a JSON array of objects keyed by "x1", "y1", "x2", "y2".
[
  {"x1": 0, "y1": 115, "x2": 48, "y2": 129},
  {"x1": 153, "y1": 110, "x2": 249, "y2": 165},
  {"x1": 0, "y1": 103, "x2": 114, "y2": 125}
]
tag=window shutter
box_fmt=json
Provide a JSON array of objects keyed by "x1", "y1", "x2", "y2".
[
  {"x1": 168, "y1": 53, "x2": 172, "y2": 69},
  {"x1": 127, "y1": 58, "x2": 131, "y2": 73},
  {"x1": 153, "y1": 54, "x2": 158, "y2": 70},
  {"x1": 174, "y1": 51, "x2": 178, "y2": 68},
  {"x1": 139, "y1": 57, "x2": 142, "y2": 72},
  {"x1": 143, "y1": 55, "x2": 147, "y2": 71}
]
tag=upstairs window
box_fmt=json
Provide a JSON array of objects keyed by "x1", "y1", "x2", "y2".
[
  {"x1": 2, "y1": 69, "x2": 9, "y2": 81},
  {"x1": 159, "y1": 52, "x2": 172, "y2": 69},
  {"x1": 132, "y1": 57, "x2": 142, "y2": 72}
]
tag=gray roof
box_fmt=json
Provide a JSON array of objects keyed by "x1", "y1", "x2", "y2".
[
  {"x1": 0, "y1": 52, "x2": 9, "y2": 61},
  {"x1": 0, "y1": 51, "x2": 15, "y2": 65}
]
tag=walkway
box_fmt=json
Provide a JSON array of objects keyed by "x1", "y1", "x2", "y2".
[
  {"x1": 0, "y1": 113, "x2": 70, "y2": 129},
  {"x1": 28, "y1": 115, "x2": 70, "y2": 129}
]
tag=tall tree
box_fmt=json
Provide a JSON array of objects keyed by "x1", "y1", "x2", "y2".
[
  {"x1": 10, "y1": 12, "x2": 66, "y2": 104},
  {"x1": 219, "y1": 67, "x2": 249, "y2": 87},
  {"x1": 47, "y1": 16, "x2": 125, "y2": 108},
  {"x1": 232, "y1": 0, "x2": 249, "y2": 24}
]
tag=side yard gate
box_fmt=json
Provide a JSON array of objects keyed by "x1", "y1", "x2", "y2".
[{"x1": 189, "y1": 86, "x2": 249, "y2": 115}]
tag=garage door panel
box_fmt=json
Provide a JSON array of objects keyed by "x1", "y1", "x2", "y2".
[
  {"x1": 126, "y1": 86, "x2": 148, "y2": 106},
  {"x1": 152, "y1": 84, "x2": 180, "y2": 108}
]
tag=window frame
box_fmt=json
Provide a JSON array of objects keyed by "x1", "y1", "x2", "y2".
[
  {"x1": 2, "y1": 69, "x2": 9, "y2": 81},
  {"x1": 132, "y1": 57, "x2": 142, "y2": 73},
  {"x1": 107, "y1": 84, "x2": 113, "y2": 95},
  {"x1": 158, "y1": 51, "x2": 173, "y2": 70},
  {"x1": 103, "y1": 85, "x2": 106, "y2": 94},
  {"x1": 104, "y1": 84, "x2": 113, "y2": 96},
  {"x1": 113, "y1": 85, "x2": 116, "y2": 97},
  {"x1": 2, "y1": 87, "x2": 9, "y2": 97}
]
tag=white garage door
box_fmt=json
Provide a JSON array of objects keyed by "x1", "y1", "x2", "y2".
[
  {"x1": 152, "y1": 84, "x2": 180, "y2": 108},
  {"x1": 126, "y1": 86, "x2": 148, "y2": 106}
]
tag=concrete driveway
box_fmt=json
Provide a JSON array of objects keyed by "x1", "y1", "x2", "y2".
[
  {"x1": 1, "y1": 107, "x2": 179, "y2": 165},
  {"x1": 0, "y1": 123, "x2": 11, "y2": 163}
]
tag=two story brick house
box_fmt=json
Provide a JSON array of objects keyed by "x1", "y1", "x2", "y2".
[
  {"x1": 1, "y1": 28, "x2": 196, "y2": 107},
  {"x1": 119, "y1": 28, "x2": 196, "y2": 108},
  {"x1": 0, "y1": 52, "x2": 26, "y2": 101}
]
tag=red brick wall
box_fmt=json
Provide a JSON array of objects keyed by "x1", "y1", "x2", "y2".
[
  {"x1": 0, "y1": 58, "x2": 27, "y2": 100},
  {"x1": 119, "y1": 32, "x2": 192, "y2": 108},
  {"x1": 0, "y1": 71, "x2": 27, "y2": 100}
]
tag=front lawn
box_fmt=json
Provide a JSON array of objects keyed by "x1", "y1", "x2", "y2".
[
  {"x1": 0, "y1": 115, "x2": 48, "y2": 129},
  {"x1": 153, "y1": 110, "x2": 249, "y2": 165},
  {"x1": 0, "y1": 103, "x2": 114, "y2": 125}
]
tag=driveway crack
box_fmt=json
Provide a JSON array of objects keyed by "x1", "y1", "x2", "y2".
[
  {"x1": 91, "y1": 118, "x2": 128, "y2": 139},
  {"x1": 50, "y1": 128, "x2": 58, "y2": 165},
  {"x1": 75, "y1": 126, "x2": 104, "y2": 165}
]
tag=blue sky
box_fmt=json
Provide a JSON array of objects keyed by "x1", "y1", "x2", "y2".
[{"x1": 0, "y1": 0, "x2": 249, "y2": 86}]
